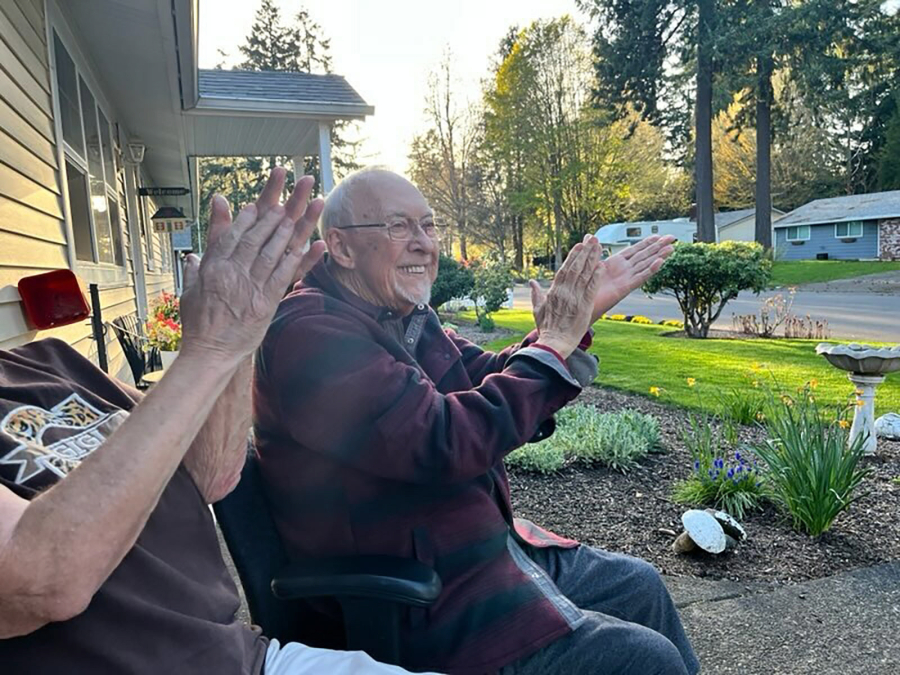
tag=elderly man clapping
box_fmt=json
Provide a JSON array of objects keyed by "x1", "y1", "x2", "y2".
[{"x1": 253, "y1": 168, "x2": 699, "y2": 675}]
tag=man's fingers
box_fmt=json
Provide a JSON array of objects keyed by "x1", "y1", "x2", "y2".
[
  {"x1": 619, "y1": 235, "x2": 662, "y2": 260},
  {"x1": 255, "y1": 167, "x2": 287, "y2": 216},
  {"x1": 292, "y1": 240, "x2": 326, "y2": 286},
  {"x1": 231, "y1": 204, "x2": 288, "y2": 265},
  {"x1": 183, "y1": 253, "x2": 201, "y2": 291},
  {"x1": 250, "y1": 214, "x2": 295, "y2": 281},
  {"x1": 529, "y1": 279, "x2": 545, "y2": 311},
  {"x1": 207, "y1": 195, "x2": 232, "y2": 248},
  {"x1": 284, "y1": 175, "x2": 316, "y2": 222},
  {"x1": 286, "y1": 197, "x2": 324, "y2": 254}
]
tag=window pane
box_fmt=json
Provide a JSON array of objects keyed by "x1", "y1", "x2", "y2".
[
  {"x1": 66, "y1": 160, "x2": 94, "y2": 261},
  {"x1": 53, "y1": 33, "x2": 84, "y2": 156},
  {"x1": 98, "y1": 110, "x2": 116, "y2": 188},
  {"x1": 108, "y1": 197, "x2": 124, "y2": 266},
  {"x1": 836, "y1": 223, "x2": 846, "y2": 237},
  {"x1": 626, "y1": 227, "x2": 642, "y2": 237},
  {"x1": 79, "y1": 77, "x2": 113, "y2": 263}
]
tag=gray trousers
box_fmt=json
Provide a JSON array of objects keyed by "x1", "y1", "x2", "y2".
[{"x1": 499, "y1": 545, "x2": 700, "y2": 675}]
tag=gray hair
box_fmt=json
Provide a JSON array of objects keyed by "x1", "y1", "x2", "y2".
[{"x1": 318, "y1": 165, "x2": 395, "y2": 238}]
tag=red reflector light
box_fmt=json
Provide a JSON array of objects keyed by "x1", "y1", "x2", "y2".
[{"x1": 17, "y1": 270, "x2": 90, "y2": 329}]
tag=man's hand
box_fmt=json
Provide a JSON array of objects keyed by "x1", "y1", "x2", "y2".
[
  {"x1": 179, "y1": 168, "x2": 326, "y2": 365},
  {"x1": 590, "y1": 235, "x2": 676, "y2": 323},
  {"x1": 531, "y1": 235, "x2": 605, "y2": 358}
]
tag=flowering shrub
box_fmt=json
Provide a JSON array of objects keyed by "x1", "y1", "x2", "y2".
[
  {"x1": 145, "y1": 291, "x2": 181, "y2": 351},
  {"x1": 629, "y1": 315, "x2": 654, "y2": 325},
  {"x1": 506, "y1": 405, "x2": 662, "y2": 474},
  {"x1": 658, "y1": 319, "x2": 685, "y2": 328}
]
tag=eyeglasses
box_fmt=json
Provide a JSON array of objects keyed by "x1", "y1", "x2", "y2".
[{"x1": 335, "y1": 217, "x2": 442, "y2": 241}]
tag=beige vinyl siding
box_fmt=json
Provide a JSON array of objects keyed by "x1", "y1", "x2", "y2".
[{"x1": 0, "y1": 0, "x2": 140, "y2": 382}]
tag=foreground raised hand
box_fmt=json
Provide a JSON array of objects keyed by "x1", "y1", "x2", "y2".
[
  {"x1": 179, "y1": 168, "x2": 326, "y2": 365},
  {"x1": 590, "y1": 234, "x2": 676, "y2": 322},
  {"x1": 531, "y1": 235, "x2": 605, "y2": 358}
]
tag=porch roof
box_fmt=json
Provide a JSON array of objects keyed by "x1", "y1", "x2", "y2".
[{"x1": 60, "y1": 0, "x2": 373, "y2": 218}]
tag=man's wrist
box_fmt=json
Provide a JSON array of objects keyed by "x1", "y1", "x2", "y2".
[
  {"x1": 534, "y1": 336, "x2": 575, "y2": 359},
  {"x1": 172, "y1": 346, "x2": 245, "y2": 379}
]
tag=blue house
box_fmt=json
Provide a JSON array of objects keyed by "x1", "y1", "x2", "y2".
[{"x1": 774, "y1": 191, "x2": 900, "y2": 261}]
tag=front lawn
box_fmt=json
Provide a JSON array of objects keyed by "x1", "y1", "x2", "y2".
[
  {"x1": 770, "y1": 260, "x2": 900, "y2": 287},
  {"x1": 464, "y1": 309, "x2": 900, "y2": 415}
]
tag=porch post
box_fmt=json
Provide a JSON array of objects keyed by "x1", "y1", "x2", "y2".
[{"x1": 318, "y1": 121, "x2": 334, "y2": 195}]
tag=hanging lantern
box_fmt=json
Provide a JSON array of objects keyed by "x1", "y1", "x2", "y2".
[{"x1": 151, "y1": 206, "x2": 189, "y2": 233}]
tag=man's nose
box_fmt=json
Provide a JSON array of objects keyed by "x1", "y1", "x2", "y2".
[{"x1": 408, "y1": 225, "x2": 436, "y2": 252}]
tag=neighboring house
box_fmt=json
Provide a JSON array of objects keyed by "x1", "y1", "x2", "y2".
[
  {"x1": 0, "y1": 0, "x2": 372, "y2": 382},
  {"x1": 594, "y1": 218, "x2": 697, "y2": 255},
  {"x1": 774, "y1": 191, "x2": 900, "y2": 261},
  {"x1": 716, "y1": 207, "x2": 784, "y2": 243}
]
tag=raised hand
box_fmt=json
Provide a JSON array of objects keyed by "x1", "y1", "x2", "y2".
[
  {"x1": 179, "y1": 168, "x2": 326, "y2": 365},
  {"x1": 531, "y1": 235, "x2": 605, "y2": 358},
  {"x1": 590, "y1": 235, "x2": 676, "y2": 322}
]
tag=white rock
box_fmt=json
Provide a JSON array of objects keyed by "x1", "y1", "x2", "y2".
[{"x1": 875, "y1": 413, "x2": 900, "y2": 440}]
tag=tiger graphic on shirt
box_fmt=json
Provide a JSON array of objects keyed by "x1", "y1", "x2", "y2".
[{"x1": 0, "y1": 393, "x2": 127, "y2": 486}]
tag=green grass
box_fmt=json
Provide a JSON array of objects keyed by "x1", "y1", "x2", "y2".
[
  {"x1": 464, "y1": 309, "x2": 900, "y2": 416},
  {"x1": 770, "y1": 261, "x2": 900, "y2": 287}
]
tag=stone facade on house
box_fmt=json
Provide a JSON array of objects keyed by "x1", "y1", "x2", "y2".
[{"x1": 880, "y1": 219, "x2": 900, "y2": 260}]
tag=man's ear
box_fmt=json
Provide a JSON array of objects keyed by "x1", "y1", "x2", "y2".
[{"x1": 325, "y1": 228, "x2": 356, "y2": 270}]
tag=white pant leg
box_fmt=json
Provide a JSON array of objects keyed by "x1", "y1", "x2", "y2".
[{"x1": 264, "y1": 638, "x2": 444, "y2": 675}]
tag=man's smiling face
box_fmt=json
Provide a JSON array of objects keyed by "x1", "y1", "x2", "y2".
[{"x1": 336, "y1": 172, "x2": 439, "y2": 314}]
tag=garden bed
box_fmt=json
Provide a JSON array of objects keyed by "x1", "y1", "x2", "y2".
[{"x1": 508, "y1": 386, "x2": 900, "y2": 583}]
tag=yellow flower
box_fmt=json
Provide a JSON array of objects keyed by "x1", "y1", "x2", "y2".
[
  {"x1": 781, "y1": 395, "x2": 794, "y2": 407},
  {"x1": 756, "y1": 412, "x2": 766, "y2": 422},
  {"x1": 686, "y1": 378, "x2": 696, "y2": 388},
  {"x1": 855, "y1": 388, "x2": 864, "y2": 396},
  {"x1": 809, "y1": 379, "x2": 819, "y2": 389},
  {"x1": 650, "y1": 386, "x2": 661, "y2": 397},
  {"x1": 751, "y1": 362, "x2": 763, "y2": 372},
  {"x1": 752, "y1": 380, "x2": 760, "y2": 388},
  {"x1": 839, "y1": 419, "x2": 850, "y2": 429},
  {"x1": 856, "y1": 399, "x2": 865, "y2": 407}
]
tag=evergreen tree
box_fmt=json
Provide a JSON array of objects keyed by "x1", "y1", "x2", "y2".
[
  {"x1": 238, "y1": 0, "x2": 292, "y2": 71},
  {"x1": 880, "y1": 97, "x2": 900, "y2": 191}
]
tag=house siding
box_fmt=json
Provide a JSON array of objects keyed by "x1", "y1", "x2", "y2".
[
  {"x1": 879, "y1": 219, "x2": 900, "y2": 261},
  {"x1": 0, "y1": 0, "x2": 173, "y2": 383},
  {"x1": 774, "y1": 221, "x2": 879, "y2": 261}
]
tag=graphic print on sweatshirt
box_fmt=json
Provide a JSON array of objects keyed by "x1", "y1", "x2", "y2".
[{"x1": 0, "y1": 393, "x2": 127, "y2": 486}]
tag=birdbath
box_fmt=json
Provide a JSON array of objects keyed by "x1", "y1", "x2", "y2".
[{"x1": 815, "y1": 343, "x2": 900, "y2": 455}]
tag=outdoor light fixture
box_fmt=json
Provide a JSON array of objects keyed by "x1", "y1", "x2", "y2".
[
  {"x1": 151, "y1": 206, "x2": 189, "y2": 233},
  {"x1": 126, "y1": 139, "x2": 146, "y2": 165}
]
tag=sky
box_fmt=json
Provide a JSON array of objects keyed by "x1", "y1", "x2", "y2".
[{"x1": 198, "y1": 0, "x2": 582, "y2": 175}]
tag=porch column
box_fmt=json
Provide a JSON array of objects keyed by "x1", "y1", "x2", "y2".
[{"x1": 318, "y1": 121, "x2": 334, "y2": 195}]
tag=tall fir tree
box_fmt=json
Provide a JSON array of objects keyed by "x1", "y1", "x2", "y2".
[{"x1": 879, "y1": 96, "x2": 900, "y2": 191}]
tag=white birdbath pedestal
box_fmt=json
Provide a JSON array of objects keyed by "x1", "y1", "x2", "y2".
[
  {"x1": 816, "y1": 343, "x2": 900, "y2": 456},
  {"x1": 848, "y1": 374, "x2": 884, "y2": 455}
]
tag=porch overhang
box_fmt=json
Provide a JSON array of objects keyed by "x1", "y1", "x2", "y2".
[{"x1": 58, "y1": 0, "x2": 373, "y2": 219}]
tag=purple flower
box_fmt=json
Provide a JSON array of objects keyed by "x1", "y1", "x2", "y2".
[{"x1": 727, "y1": 468, "x2": 735, "y2": 479}]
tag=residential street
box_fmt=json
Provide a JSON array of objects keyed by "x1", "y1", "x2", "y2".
[{"x1": 512, "y1": 283, "x2": 900, "y2": 342}]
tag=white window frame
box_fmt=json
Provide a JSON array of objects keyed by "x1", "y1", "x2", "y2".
[
  {"x1": 835, "y1": 221, "x2": 863, "y2": 239},
  {"x1": 47, "y1": 7, "x2": 128, "y2": 283},
  {"x1": 785, "y1": 225, "x2": 810, "y2": 242}
]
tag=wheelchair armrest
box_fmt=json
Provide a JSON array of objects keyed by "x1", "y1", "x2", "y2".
[{"x1": 271, "y1": 555, "x2": 442, "y2": 608}]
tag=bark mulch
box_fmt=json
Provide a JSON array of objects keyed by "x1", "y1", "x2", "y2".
[{"x1": 508, "y1": 386, "x2": 900, "y2": 584}]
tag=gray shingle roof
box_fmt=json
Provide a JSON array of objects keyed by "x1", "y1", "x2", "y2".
[
  {"x1": 775, "y1": 190, "x2": 900, "y2": 228},
  {"x1": 198, "y1": 69, "x2": 370, "y2": 107}
]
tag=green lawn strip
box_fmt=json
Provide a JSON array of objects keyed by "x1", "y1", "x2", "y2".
[
  {"x1": 770, "y1": 261, "x2": 900, "y2": 287},
  {"x1": 462, "y1": 309, "x2": 900, "y2": 416}
]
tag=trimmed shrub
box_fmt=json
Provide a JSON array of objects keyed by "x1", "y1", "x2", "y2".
[
  {"x1": 431, "y1": 253, "x2": 475, "y2": 310},
  {"x1": 643, "y1": 241, "x2": 771, "y2": 338}
]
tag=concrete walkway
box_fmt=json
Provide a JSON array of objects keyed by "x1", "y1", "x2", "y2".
[{"x1": 665, "y1": 562, "x2": 900, "y2": 674}]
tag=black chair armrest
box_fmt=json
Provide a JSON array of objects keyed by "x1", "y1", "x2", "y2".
[{"x1": 272, "y1": 555, "x2": 442, "y2": 608}]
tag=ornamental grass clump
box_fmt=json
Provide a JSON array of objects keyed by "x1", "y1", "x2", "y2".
[
  {"x1": 753, "y1": 384, "x2": 870, "y2": 536},
  {"x1": 505, "y1": 405, "x2": 662, "y2": 474}
]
